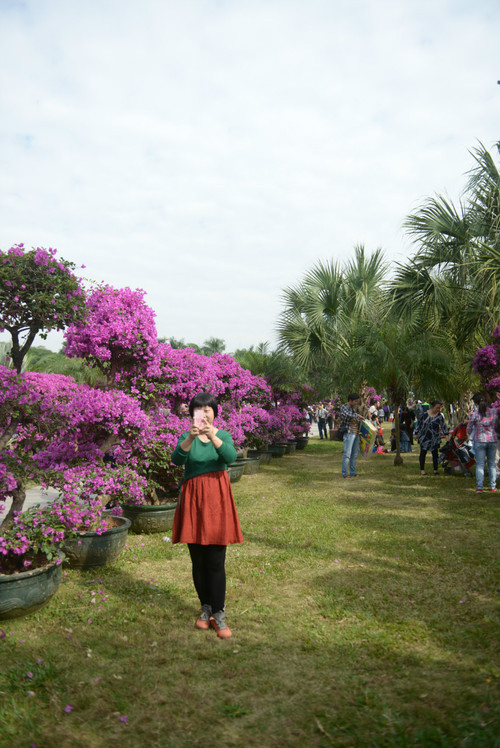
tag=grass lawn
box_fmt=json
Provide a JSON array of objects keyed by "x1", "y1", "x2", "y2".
[{"x1": 1, "y1": 434, "x2": 499, "y2": 747}]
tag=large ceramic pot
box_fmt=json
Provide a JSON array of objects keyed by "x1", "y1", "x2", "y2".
[
  {"x1": 295, "y1": 436, "x2": 309, "y2": 450},
  {"x1": 247, "y1": 449, "x2": 272, "y2": 465},
  {"x1": 286, "y1": 441, "x2": 297, "y2": 454},
  {"x1": 0, "y1": 558, "x2": 62, "y2": 620},
  {"x1": 268, "y1": 443, "x2": 287, "y2": 458},
  {"x1": 121, "y1": 501, "x2": 177, "y2": 534},
  {"x1": 227, "y1": 464, "x2": 245, "y2": 483},
  {"x1": 62, "y1": 515, "x2": 131, "y2": 569},
  {"x1": 235, "y1": 457, "x2": 260, "y2": 475}
]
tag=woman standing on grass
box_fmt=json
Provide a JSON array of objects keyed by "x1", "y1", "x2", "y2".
[
  {"x1": 415, "y1": 400, "x2": 449, "y2": 476},
  {"x1": 171, "y1": 392, "x2": 243, "y2": 639},
  {"x1": 466, "y1": 392, "x2": 498, "y2": 493}
]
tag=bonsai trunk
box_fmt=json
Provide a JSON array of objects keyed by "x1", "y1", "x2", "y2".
[
  {"x1": 0, "y1": 420, "x2": 19, "y2": 451},
  {"x1": 0, "y1": 484, "x2": 26, "y2": 529},
  {"x1": 147, "y1": 485, "x2": 160, "y2": 505}
]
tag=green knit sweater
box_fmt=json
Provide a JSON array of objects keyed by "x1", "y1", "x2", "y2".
[{"x1": 171, "y1": 430, "x2": 237, "y2": 481}]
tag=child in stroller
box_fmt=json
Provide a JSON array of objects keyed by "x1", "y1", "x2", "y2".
[{"x1": 439, "y1": 423, "x2": 475, "y2": 477}]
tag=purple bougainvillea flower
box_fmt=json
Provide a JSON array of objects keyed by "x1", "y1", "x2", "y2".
[
  {"x1": 119, "y1": 715, "x2": 128, "y2": 723},
  {"x1": 64, "y1": 704, "x2": 74, "y2": 713}
]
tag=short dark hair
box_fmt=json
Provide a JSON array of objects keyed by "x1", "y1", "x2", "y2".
[
  {"x1": 188, "y1": 392, "x2": 218, "y2": 418},
  {"x1": 347, "y1": 393, "x2": 360, "y2": 402},
  {"x1": 430, "y1": 399, "x2": 443, "y2": 407}
]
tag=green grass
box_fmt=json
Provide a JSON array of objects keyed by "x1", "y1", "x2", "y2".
[{"x1": 1, "y1": 434, "x2": 499, "y2": 747}]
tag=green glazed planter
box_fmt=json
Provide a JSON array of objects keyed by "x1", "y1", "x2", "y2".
[
  {"x1": 121, "y1": 501, "x2": 177, "y2": 534},
  {"x1": 0, "y1": 558, "x2": 62, "y2": 620},
  {"x1": 227, "y1": 464, "x2": 245, "y2": 483},
  {"x1": 62, "y1": 515, "x2": 131, "y2": 569},
  {"x1": 269, "y1": 443, "x2": 287, "y2": 457},
  {"x1": 235, "y1": 457, "x2": 260, "y2": 475},
  {"x1": 295, "y1": 436, "x2": 309, "y2": 450},
  {"x1": 247, "y1": 449, "x2": 272, "y2": 465}
]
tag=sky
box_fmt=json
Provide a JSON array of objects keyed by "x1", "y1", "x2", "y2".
[{"x1": 1, "y1": 0, "x2": 499, "y2": 354}]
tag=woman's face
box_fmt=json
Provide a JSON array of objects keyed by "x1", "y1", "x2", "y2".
[{"x1": 198, "y1": 405, "x2": 215, "y2": 424}]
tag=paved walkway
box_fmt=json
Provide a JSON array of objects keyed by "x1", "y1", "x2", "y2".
[{"x1": 0, "y1": 486, "x2": 60, "y2": 523}]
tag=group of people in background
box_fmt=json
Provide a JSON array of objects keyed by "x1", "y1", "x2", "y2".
[{"x1": 335, "y1": 392, "x2": 498, "y2": 494}]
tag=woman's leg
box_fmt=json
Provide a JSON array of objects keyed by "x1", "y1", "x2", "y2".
[
  {"x1": 419, "y1": 447, "x2": 427, "y2": 472},
  {"x1": 188, "y1": 543, "x2": 210, "y2": 605},
  {"x1": 431, "y1": 447, "x2": 439, "y2": 472},
  {"x1": 204, "y1": 545, "x2": 227, "y2": 613}
]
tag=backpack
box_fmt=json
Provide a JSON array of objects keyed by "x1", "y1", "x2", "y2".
[{"x1": 336, "y1": 425, "x2": 347, "y2": 441}]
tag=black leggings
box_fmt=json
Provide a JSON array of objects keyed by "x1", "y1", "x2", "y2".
[
  {"x1": 419, "y1": 446, "x2": 439, "y2": 471},
  {"x1": 188, "y1": 544, "x2": 227, "y2": 614}
]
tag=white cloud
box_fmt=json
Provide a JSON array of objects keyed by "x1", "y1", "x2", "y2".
[{"x1": 1, "y1": 0, "x2": 499, "y2": 353}]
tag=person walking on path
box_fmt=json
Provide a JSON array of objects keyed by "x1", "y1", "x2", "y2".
[
  {"x1": 171, "y1": 392, "x2": 243, "y2": 639},
  {"x1": 316, "y1": 403, "x2": 329, "y2": 440},
  {"x1": 340, "y1": 393, "x2": 364, "y2": 478},
  {"x1": 414, "y1": 400, "x2": 449, "y2": 476},
  {"x1": 467, "y1": 392, "x2": 498, "y2": 493}
]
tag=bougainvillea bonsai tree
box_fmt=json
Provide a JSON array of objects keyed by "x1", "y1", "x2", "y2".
[
  {"x1": 65, "y1": 284, "x2": 159, "y2": 391},
  {"x1": 0, "y1": 367, "x2": 150, "y2": 527},
  {"x1": 0, "y1": 244, "x2": 86, "y2": 373}
]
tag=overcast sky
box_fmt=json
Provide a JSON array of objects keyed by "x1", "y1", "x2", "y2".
[{"x1": 1, "y1": 0, "x2": 499, "y2": 354}]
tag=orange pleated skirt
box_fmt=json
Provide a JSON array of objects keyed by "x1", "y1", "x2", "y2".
[{"x1": 172, "y1": 470, "x2": 244, "y2": 545}]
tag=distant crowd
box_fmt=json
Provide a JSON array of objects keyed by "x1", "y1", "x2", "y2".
[{"x1": 306, "y1": 394, "x2": 498, "y2": 493}]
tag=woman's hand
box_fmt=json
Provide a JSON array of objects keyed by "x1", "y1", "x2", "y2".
[
  {"x1": 188, "y1": 423, "x2": 200, "y2": 440},
  {"x1": 199, "y1": 421, "x2": 223, "y2": 448},
  {"x1": 199, "y1": 421, "x2": 217, "y2": 441},
  {"x1": 179, "y1": 423, "x2": 200, "y2": 451}
]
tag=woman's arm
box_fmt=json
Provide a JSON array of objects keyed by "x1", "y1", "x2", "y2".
[
  {"x1": 201, "y1": 425, "x2": 237, "y2": 464},
  {"x1": 171, "y1": 426, "x2": 199, "y2": 465}
]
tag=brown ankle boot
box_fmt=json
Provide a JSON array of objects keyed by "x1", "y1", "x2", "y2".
[{"x1": 209, "y1": 610, "x2": 232, "y2": 639}]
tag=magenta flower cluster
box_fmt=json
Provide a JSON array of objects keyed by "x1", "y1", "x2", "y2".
[
  {"x1": 473, "y1": 329, "x2": 500, "y2": 406},
  {"x1": 65, "y1": 285, "x2": 158, "y2": 387},
  {"x1": 473, "y1": 344, "x2": 499, "y2": 376}
]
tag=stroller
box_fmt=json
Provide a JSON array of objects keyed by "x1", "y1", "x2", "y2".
[{"x1": 438, "y1": 423, "x2": 475, "y2": 477}]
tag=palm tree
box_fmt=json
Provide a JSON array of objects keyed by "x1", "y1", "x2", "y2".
[
  {"x1": 277, "y1": 245, "x2": 387, "y2": 396},
  {"x1": 392, "y1": 140, "x2": 500, "y2": 347},
  {"x1": 201, "y1": 337, "x2": 226, "y2": 355},
  {"x1": 234, "y1": 343, "x2": 308, "y2": 405}
]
